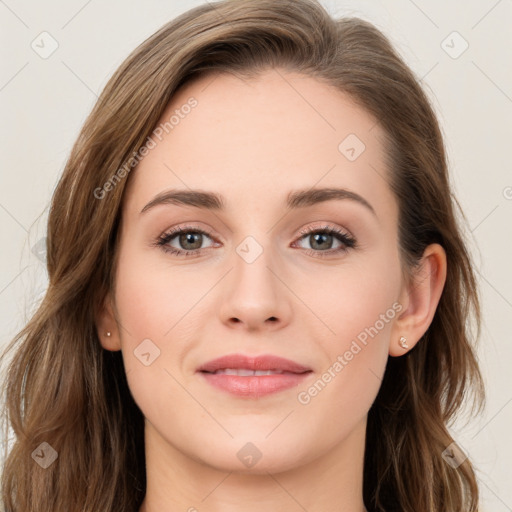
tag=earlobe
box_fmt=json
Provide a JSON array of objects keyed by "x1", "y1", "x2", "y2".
[
  {"x1": 389, "y1": 243, "x2": 447, "y2": 357},
  {"x1": 95, "y1": 294, "x2": 122, "y2": 351}
]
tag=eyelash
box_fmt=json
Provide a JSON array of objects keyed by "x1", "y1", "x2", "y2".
[{"x1": 153, "y1": 224, "x2": 357, "y2": 259}]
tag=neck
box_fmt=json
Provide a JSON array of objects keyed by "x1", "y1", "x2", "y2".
[{"x1": 139, "y1": 416, "x2": 368, "y2": 512}]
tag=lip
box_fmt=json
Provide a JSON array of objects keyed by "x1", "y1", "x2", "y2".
[
  {"x1": 197, "y1": 353, "x2": 312, "y2": 373},
  {"x1": 197, "y1": 353, "x2": 313, "y2": 398}
]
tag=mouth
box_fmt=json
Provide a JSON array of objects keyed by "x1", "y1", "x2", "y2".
[
  {"x1": 196, "y1": 353, "x2": 313, "y2": 398},
  {"x1": 202, "y1": 368, "x2": 296, "y2": 376},
  {"x1": 197, "y1": 353, "x2": 312, "y2": 373}
]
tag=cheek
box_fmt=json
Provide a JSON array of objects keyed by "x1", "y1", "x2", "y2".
[
  {"x1": 293, "y1": 251, "x2": 401, "y2": 414},
  {"x1": 299, "y1": 246, "x2": 402, "y2": 346},
  {"x1": 293, "y1": 296, "x2": 398, "y2": 452},
  {"x1": 112, "y1": 247, "x2": 195, "y2": 423},
  {"x1": 113, "y1": 242, "x2": 222, "y2": 407},
  {"x1": 114, "y1": 243, "x2": 206, "y2": 342}
]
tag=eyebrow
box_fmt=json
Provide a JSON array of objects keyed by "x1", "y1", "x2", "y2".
[{"x1": 140, "y1": 187, "x2": 376, "y2": 217}]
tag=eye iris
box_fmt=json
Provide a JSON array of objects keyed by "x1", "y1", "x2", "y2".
[
  {"x1": 310, "y1": 232, "x2": 332, "y2": 250},
  {"x1": 180, "y1": 232, "x2": 202, "y2": 250}
]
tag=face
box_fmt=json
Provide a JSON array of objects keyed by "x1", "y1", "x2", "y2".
[{"x1": 107, "y1": 68, "x2": 406, "y2": 474}]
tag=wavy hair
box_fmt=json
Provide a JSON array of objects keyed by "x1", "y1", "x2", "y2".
[{"x1": 0, "y1": 0, "x2": 485, "y2": 510}]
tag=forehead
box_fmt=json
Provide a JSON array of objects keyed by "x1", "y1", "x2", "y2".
[{"x1": 123, "y1": 68, "x2": 393, "y2": 219}]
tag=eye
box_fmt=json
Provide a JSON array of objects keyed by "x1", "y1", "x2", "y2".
[
  {"x1": 292, "y1": 224, "x2": 356, "y2": 258},
  {"x1": 153, "y1": 223, "x2": 357, "y2": 259},
  {"x1": 154, "y1": 225, "x2": 217, "y2": 257}
]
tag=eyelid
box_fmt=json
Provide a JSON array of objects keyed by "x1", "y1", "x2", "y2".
[
  {"x1": 154, "y1": 223, "x2": 217, "y2": 247},
  {"x1": 295, "y1": 222, "x2": 355, "y2": 240}
]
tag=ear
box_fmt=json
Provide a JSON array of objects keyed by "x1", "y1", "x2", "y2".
[
  {"x1": 389, "y1": 243, "x2": 447, "y2": 357},
  {"x1": 95, "y1": 293, "x2": 122, "y2": 351}
]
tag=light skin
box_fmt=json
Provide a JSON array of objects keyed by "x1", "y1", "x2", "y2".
[{"x1": 96, "y1": 68, "x2": 447, "y2": 512}]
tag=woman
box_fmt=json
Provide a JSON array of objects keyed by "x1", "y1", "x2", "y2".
[{"x1": 0, "y1": 0, "x2": 485, "y2": 510}]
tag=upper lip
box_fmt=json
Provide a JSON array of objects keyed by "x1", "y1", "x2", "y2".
[{"x1": 197, "y1": 354, "x2": 312, "y2": 374}]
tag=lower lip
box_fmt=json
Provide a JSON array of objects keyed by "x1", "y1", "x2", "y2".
[{"x1": 198, "y1": 371, "x2": 312, "y2": 398}]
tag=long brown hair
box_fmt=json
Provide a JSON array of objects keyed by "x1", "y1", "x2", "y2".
[{"x1": 0, "y1": 0, "x2": 485, "y2": 510}]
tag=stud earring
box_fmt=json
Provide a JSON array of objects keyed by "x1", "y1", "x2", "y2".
[
  {"x1": 106, "y1": 332, "x2": 111, "y2": 337},
  {"x1": 399, "y1": 336, "x2": 408, "y2": 349}
]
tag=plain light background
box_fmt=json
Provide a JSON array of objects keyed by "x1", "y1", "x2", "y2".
[{"x1": 0, "y1": 0, "x2": 511, "y2": 510}]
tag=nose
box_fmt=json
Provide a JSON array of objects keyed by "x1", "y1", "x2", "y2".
[{"x1": 218, "y1": 237, "x2": 292, "y2": 332}]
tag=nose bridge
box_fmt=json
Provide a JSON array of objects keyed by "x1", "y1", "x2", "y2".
[
  {"x1": 220, "y1": 228, "x2": 291, "y2": 329},
  {"x1": 232, "y1": 231, "x2": 278, "y2": 295},
  {"x1": 229, "y1": 206, "x2": 281, "y2": 277}
]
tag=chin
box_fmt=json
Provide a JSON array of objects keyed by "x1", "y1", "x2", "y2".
[{"x1": 187, "y1": 433, "x2": 313, "y2": 475}]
